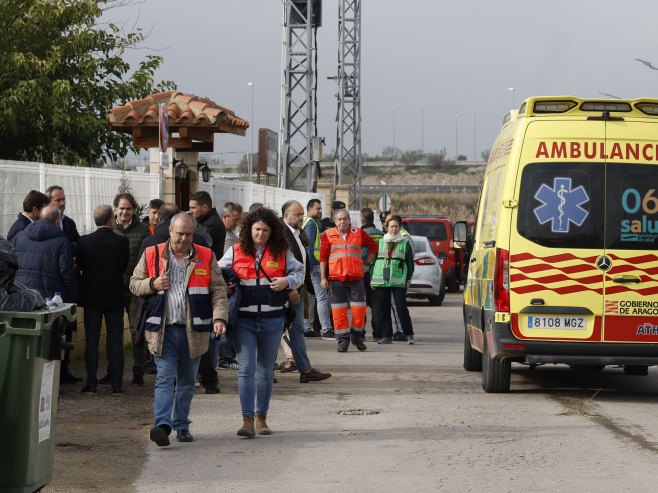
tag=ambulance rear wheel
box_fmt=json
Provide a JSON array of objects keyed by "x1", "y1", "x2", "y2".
[
  {"x1": 463, "y1": 328, "x2": 482, "y2": 372},
  {"x1": 482, "y1": 336, "x2": 511, "y2": 393}
]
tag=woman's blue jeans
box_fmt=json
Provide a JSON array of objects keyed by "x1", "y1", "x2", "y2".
[
  {"x1": 153, "y1": 325, "x2": 201, "y2": 431},
  {"x1": 234, "y1": 314, "x2": 285, "y2": 417}
]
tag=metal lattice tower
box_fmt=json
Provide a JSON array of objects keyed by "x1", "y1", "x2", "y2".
[
  {"x1": 335, "y1": 0, "x2": 362, "y2": 208},
  {"x1": 280, "y1": 0, "x2": 316, "y2": 191}
]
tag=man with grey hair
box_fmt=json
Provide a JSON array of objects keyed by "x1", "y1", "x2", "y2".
[
  {"x1": 46, "y1": 185, "x2": 81, "y2": 384},
  {"x1": 131, "y1": 213, "x2": 228, "y2": 445},
  {"x1": 45, "y1": 185, "x2": 80, "y2": 246},
  {"x1": 77, "y1": 205, "x2": 130, "y2": 393},
  {"x1": 13, "y1": 204, "x2": 78, "y2": 309},
  {"x1": 221, "y1": 201, "x2": 243, "y2": 254}
]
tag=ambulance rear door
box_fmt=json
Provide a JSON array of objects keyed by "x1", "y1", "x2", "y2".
[{"x1": 603, "y1": 120, "x2": 658, "y2": 343}]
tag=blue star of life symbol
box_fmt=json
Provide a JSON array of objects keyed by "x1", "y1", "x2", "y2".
[{"x1": 533, "y1": 177, "x2": 589, "y2": 233}]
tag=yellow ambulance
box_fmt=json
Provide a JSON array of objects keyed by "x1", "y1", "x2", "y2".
[{"x1": 460, "y1": 96, "x2": 658, "y2": 392}]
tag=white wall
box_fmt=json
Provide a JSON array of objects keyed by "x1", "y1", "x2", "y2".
[
  {"x1": 0, "y1": 160, "x2": 158, "y2": 236},
  {"x1": 0, "y1": 160, "x2": 325, "y2": 236}
]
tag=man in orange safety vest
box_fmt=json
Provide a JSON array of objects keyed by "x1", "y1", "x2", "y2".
[{"x1": 320, "y1": 208, "x2": 378, "y2": 352}]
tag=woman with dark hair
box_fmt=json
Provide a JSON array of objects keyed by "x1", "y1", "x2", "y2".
[
  {"x1": 370, "y1": 214, "x2": 416, "y2": 344},
  {"x1": 219, "y1": 207, "x2": 304, "y2": 437}
]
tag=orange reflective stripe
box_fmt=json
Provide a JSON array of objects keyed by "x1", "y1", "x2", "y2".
[
  {"x1": 331, "y1": 305, "x2": 350, "y2": 331},
  {"x1": 351, "y1": 305, "x2": 367, "y2": 329}
]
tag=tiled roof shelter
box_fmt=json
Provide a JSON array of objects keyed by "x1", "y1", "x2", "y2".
[{"x1": 107, "y1": 90, "x2": 249, "y2": 152}]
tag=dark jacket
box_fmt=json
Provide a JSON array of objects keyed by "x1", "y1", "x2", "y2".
[
  {"x1": 283, "y1": 223, "x2": 314, "y2": 294},
  {"x1": 62, "y1": 214, "x2": 80, "y2": 244},
  {"x1": 197, "y1": 208, "x2": 226, "y2": 261},
  {"x1": 362, "y1": 223, "x2": 384, "y2": 261},
  {"x1": 77, "y1": 227, "x2": 130, "y2": 308},
  {"x1": 114, "y1": 217, "x2": 150, "y2": 288},
  {"x1": 7, "y1": 213, "x2": 32, "y2": 242},
  {"x1": 14, "y1": 220, "x2": 78, "y2": 302},
  {"x1": 138, "y1": 220, "x2": 210, "y2": 260},
  {"x1": 62, "y1": 214, "x2": 80, "y2": 258}
]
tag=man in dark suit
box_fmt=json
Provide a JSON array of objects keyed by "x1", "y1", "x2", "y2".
[
  {"x1": 189, "y1": 191, "x2": 226, "y2": 261},
  {"x1": 46, "y1": 184, "x2": 81, "y2": 383},
  {"x1": 46, "y1": 185, "x2": 80, "y2": 246},
  {"x1": 7, "y1": 190, "x2": 50, "y2": 242},
  {"x1": 77, "y1": 205, "x2": 129, "y2": 394},
  {"x1": 280, "y1": 200, "x2": 331, "y2": 384}
]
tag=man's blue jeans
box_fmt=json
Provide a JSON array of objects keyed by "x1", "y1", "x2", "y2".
[
  {"x1": 310, "y1": 265, "x2": 333, "y2": 332},
  {"x1": 153, "y1": 325, "x2": 201, "y2": 431},
  {"x1": 288, "y1": 288, "x2": 312, "y2": 372},
  {"x1": 234, "y1": 314, "x2": 284, "y2": 417}
]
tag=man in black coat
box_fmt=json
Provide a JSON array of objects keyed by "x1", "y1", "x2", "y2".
[
  {"x1": 138, "y1": 203, "x2": 209, "y2": 259},
  {"x1": 46, "y1": 185, "x2": 80, "y2": 246},
  {"x1": 77, "y1": 205, "x2": 130, "y2": 394},
  {"x1": 280, "y1": 200, "x2": 330, "y2": 384},
  {"x1": 189, "y1": 191, "x2": 226, "y2": 262},
  {"x1": 188, "y1": 191, "x2": 226, "y2": 394},
  {"x1": 46, "y1": 185, "x2": 81, "y2": 383},
  {"x1": 7, "y1": 190, "x2": 50, "y2": 242}
]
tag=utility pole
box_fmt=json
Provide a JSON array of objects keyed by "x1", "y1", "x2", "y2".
[
  {"x1": 280, "y1": 0, "x2": 320, "y2": 191},
  {"x1": 335, "y1": 0, "x2": 362, "y2": 208}
]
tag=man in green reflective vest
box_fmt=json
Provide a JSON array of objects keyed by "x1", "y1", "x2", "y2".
[{"x1": 303, "y1": 198, "x2": 334, "y2": 338}]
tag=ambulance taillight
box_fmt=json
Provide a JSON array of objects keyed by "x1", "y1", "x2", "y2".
[{"x1": 494, "y1": 248, "x2": 510, "y2": 312}]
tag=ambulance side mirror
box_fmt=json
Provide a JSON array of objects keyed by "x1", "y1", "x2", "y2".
[{"x1": 453, "y1": 221, "x2": 473, "y2": 253}]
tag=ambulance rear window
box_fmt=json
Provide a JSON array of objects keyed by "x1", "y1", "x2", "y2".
[
  {"x1": 517, "y1": 163, "x2": 604, "y2": 249},
  {"x1": 605, "y1": 164, "x2": 658, "y2": 250}
]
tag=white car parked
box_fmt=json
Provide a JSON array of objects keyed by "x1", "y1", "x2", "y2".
[{"x1": 407, "y1": 235, "x2": 446, "y2": 306}]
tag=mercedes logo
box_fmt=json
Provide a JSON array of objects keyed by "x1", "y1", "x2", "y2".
[{"x1": 596, "y1": 255, "x2": 612, "y2": 271}]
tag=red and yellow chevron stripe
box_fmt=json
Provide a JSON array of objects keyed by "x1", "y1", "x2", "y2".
[
  {"x1": 510, "y1": 252, "x2": 600, "y2": 296},
  {"x1": 510, "y1": 252, "x2": 658, "y2": 296}
]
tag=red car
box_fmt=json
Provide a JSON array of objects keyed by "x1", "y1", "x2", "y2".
[{"x1": 401, "y1": 215, "x2": 466, "y2": 292}]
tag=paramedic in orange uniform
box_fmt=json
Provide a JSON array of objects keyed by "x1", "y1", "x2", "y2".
[{"x1": 320, "y1": 208, "x2": 378, "y2": 352}]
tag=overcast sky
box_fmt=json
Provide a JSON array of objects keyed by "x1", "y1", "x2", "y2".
[{"x1": 104, "y1": 0, "x2": 658, "y2": 164}]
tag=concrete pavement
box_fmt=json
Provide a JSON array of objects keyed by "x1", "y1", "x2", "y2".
[{"x1": 133, "y1": 294, "x2": 658, "y2": 492}]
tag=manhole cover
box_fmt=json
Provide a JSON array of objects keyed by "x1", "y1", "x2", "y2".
[{"x1": 337, "y1": 409, "x2": 380, "y2": 416}]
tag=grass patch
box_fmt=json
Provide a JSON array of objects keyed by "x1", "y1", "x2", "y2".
[{"x1": 558, "y1": 389, "x2": 601, "y2": 416}]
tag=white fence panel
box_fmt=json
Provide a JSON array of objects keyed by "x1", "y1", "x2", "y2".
[
  {"x1": 0, "y1": 160, "x2": 323, "y2": 237},
  {"x1": 0, "y1": 160, "x2": 158, "y2": 236},
  {"x1": 200, "y1": 178, "x2": 323, "y2": 214}
]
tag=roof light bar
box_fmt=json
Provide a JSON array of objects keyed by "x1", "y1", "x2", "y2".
[
  {"x1": 533, "y1": 101, "x2": 578, "y2": 114},
  {"x1": 636, "y1": 102, "x2": 658, "y2": 115},
  {"x1": 580, "y1": 102, "x2": 631, "y2": 112}
]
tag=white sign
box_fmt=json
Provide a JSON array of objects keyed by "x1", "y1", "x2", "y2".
[
  {"x1": 38, "y1": 361, "x2": 55, "y2": 443},
  {"x1": 378, "y1": 194, "x2": 392, "y2": 212}
]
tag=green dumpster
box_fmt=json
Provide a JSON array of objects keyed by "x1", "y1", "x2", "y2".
[{"x1": 0, "y1": 304, "x2": 76, "y2": 493}]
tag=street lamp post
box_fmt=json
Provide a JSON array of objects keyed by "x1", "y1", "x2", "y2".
[
  {"x1": 247, "y1": 82, "x2": 254, "y2": 181},
  {"x1": 392, "y1": 107, "x2": 396, "y2": 150},
  {"x1": 455, "y1": 112, "x2": 459, "y2": 159},
  {"x1": 473, "y1": 110, "x2": 476, "y2": 162},
  {"x1": 508, "y1": 87, "x2": 515, "y2": 108},
  {"x1": 421, "y1": 107, "x2": 424, "y2": 156}
]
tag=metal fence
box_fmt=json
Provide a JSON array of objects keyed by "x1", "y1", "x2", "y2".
[
  {"x1": 199, "y1": 177, "x2": 322, "y2": 215},
  {"x1": 0, "y1": 160, "x2": 323, "y2": 237},
  {"x1": 0, "y1": 160, "x2": 158, "y2": 236}
]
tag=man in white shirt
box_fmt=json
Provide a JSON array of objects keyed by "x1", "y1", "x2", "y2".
[{"x1": 280, "y1": 200, "x2": 331, "y2": 383}]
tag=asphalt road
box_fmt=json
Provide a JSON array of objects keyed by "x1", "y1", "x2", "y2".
[{"x1": 134, "y1": 293, "x2": 658, "y2": 492}]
